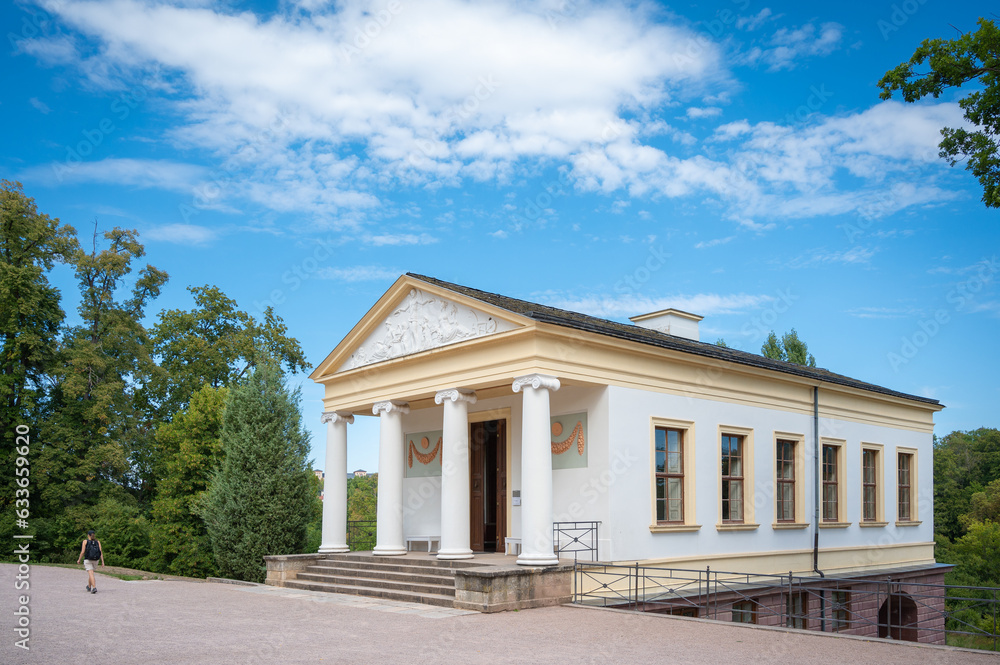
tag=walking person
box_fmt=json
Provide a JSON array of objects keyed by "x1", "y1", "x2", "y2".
[{"x1": 77, "y1": 530, "x2": 104, "y2": 594}]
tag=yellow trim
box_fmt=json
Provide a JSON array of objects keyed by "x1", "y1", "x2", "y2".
[
  {"x1": 649, "y1": 524, "x2": 702, "y2": 533},
  {"x1": 859, "y1": 521, "x2": 889, "y2": 528},
  {"x1": 314, "y1": 295, "x2": 940, "y2": 434},
  {"x1": 896, "y1": 446, "x2": 919, "y2": 523},
  {"x1": 860, "y1": 442, "x2": 885, "y2": 524},
  {"x1": 716, "y1": 523, "x2": 760, "y2": 531},
  {"x1": 718, "y1": 425, "x2": 754, "y2": 526},
  {"x1": 650, "y1": 417, "x2": 696, "y2": 527},
  {"x1": 468, "y1": 407, "x2": 512, "y2": 541},
  {"x1": 772, "y1": 522, "x2": 810, "y2": 530},
  {"x1": 818, "y1": 522, "x2": 852, "y2": 529}
]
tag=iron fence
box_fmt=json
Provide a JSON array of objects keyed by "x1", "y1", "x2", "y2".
[
  {"x1": 573, "y1": 563, "x2": 999, "y2": 651},
  {"x1": 346, "y1": 520, "x2": 376, "y2": 551},
  {"x1": 553, "y1": 521, "x2": 600, "y2": 562}
]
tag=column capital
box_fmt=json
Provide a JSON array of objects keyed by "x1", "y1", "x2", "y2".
[
  {"x1": 373, "y1": 400, "x2": 410, "y2": 416},
  {"x1": 321, "y1": 411, "x2": 354, "y2": 425},
  {"x1": 434, "y1": 388, "x2": 478, "y2": 405},
  {"x1": 512, "y1": 374, "x2": 560, "y2": 394}
]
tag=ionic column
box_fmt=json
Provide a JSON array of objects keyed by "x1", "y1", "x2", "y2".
[
  {"x1": 373, "y1": 400, "x2": 409, "y2": 556},
  {"x1": 513, "y1": 374, "x2": 560, "y2": 566},
  {"x1": 318, "y1": 411, "x2": 354, "y2": 553},
  {"x1": 435, "y1": 388, "x2": 477, "y2": 560}
]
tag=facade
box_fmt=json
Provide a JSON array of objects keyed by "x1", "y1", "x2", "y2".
[{"x1": 310, "y1": 274, "x2": 942, "y2": 588}]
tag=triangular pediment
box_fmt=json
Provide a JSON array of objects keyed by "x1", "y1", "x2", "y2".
[{"x1": 313, "y1": 277, "x2": 527, "y2": 378}]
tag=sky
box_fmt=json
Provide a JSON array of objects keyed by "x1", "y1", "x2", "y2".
[{"x1": 3, "y1": 0, "x2": 997, "y2": 474}]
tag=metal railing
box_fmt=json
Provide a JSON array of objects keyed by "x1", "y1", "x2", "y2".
[
  {"x1": 573, "y1": 563, "x2": 1000, "y2": 650},
  {"x1": 554, "y1": 521, "x2": 600, "y2": 562},
  {"x1": 347, "y1": 520, "x2": 376, "y2": 551}
]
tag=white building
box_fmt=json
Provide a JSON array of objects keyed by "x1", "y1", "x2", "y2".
[{"x1": 311, "y1": 274, "x2": 941, "y2": 582}]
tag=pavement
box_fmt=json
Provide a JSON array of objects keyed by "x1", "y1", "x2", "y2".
[{"x1": 2, "y1": 563, "x2": 998, "y2": 664}]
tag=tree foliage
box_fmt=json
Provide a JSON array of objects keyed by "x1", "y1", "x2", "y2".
[
  {"x1": 934, "y1": 428, "x2": 1000, "y2": 541},
  {"x1": 760, "y1": 329, "x2": 816, "y2": 366},
  {"x1": 198, "y1": 364, "x2": 313, "y2": 583},
  {"x1": 148, "y1": 384, "x2": 227, "y2": 577},
  {"x1": 878, "y1": 18, "x2": 1000, "y2": 208}
]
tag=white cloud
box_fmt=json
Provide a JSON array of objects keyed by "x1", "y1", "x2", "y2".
[
  {"x1": 315, "y1": 266, "x2": 399, "y2": 282},
  {"x1": 365, "y1": 233, "x2": 437, "y2": 246},
  {"x1": 29, "y1": 97, "x2": 51, "y2": 114},
  {"x1": 694, "y1": 236, "x2": 736, "y2": 249},
  {"x1": 741, "y1": 21, "x2": 844, "y2": 71},
  {"x1": 686, "y1": 106, "x2": 722, "y2": 119},
  {"x1": 549, "y1": 292, "x2": 773, "y2": 318},
  {"x1": 735, "y1": 8, "x2": 772, "y2": 31},
  {"x1": 144, "y1": 223, "x2": 216, "y2": 245},
  {"x1": 21, "y1": 157, "x2": 207, "y2": 192},
  {"x1": 845, "y1": 306, "x2": 923, "y2": 319},
  {"x1": 30, "y1": 0, "x2": 725, "y2": 214},
  {"x1": 787, "y1": 246, "x2": 877, "y2": 269}
]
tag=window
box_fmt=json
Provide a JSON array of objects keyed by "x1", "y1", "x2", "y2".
[
  {"x1": 898, "y1": 452, "x2": 913, "y2": 521},
  {"x1": 721, "y1": 434, "x2": 744, "y2": 523},
  {"x1": 650, "y1": 418, "x2": 696, "y2": 529},
  {"x1": 776, "y1": 439, "x2": 796, "y2": 522},
  {"x1": 832, "y1": 590, "x2": 851, "y2": 631},
  {"x1": 862, "y1": 449, "x2": 878, "y2": 522},
  {"x1": 822, "y1": 444, "x2": 839, "y2": 522},
  {"x1": 655, "y1": 427, "x2": 684, "y2": 523},
  {"x1": 732, "y1": 600, "x2": 757, "y2": 624},
  {"x1": 786, "y1": 592, "x2": 808, "y2": 629}
]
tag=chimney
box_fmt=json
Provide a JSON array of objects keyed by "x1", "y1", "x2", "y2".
[{"x1": 629, "y1": 308, "x2": 703, "y2": 341}]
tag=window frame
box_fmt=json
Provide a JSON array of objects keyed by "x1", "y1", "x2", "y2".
[
  {"x1": 717, "y1": 425, "x2": 756, "y2": 529},
  {"x1": 786, "y1": 592, "x2": 808, "y2": 629},
  {"x1": 819, "y1": 438, "x2": 848, "y2": 527},
  {"x1": 649, "y1": 418, "x2": 698, "y2": 531},
  {"x1": 773, "y1": 432, "x2": 805, "y2": 527},
  {"x1": 654, "y1": 426, "x2": 685, "y2": 524},
  {"x1": 732, "y1": 599, "x2": 758, "y2": 624},
  {"x1": 895, "y1": 446, "x2": 920, "y2": 525},
  {"x1": 860, "y1": 442, "x2": 885, "y2": 525},
  {"x1": 831, "y1": 589, "x2": 851, "y2": 632}
]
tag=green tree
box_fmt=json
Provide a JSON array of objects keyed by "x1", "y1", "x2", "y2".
[
  {"x1": 0, "y1": 181, "x2": 78, "y2": 548},
  {"x1": 347, "y1": 474, "x2": 378, "y2": 523},
  {"x1": 877, "y1": 18, "x2": 1000, "y2": 208},
  {"x1": 147, "y1": 384, "x2": 228, "y2": 577},
  {"x1": 963, "y1": 479, "x2": 1000, "y2": 527},
  {"x1": 760, "y1": 329, "x2": 817, "y2": 366},
  {"x1": 761, "y1": 331, "x2": 786, "y2": 361},
  {"x1": 934, "y1": 428, "x2": 1000, "y2": 542},
  {"x1": 782, "y1": 329, "x2": 817, "y2": 367},
  {"x1": 198, "y1": 363, "x2": 313, "y2": 583},
  {"x1": 151, "y1": 285, "x2": 308, "y2": 419},
  {"x1": 715, "y1": 338, "x2": 729, "y2": 348},
  {"x1": 35, "y1": 226, "x2": 167, "y2": 558}
]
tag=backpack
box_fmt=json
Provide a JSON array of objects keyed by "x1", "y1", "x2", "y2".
[{"x1": 85, "y1": 539, "x2": 101, "y2": 561}]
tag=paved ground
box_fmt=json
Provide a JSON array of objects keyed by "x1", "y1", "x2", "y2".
[{"x1": 2, "y1": 563, "x2": 997, "y2": 664}]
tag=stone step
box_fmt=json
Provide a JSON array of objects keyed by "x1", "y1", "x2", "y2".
[
  {"x1": 310, "y1": 559, "x2": 458, "y2": 578},
  {"x1": 321, "y1": 553, "x2": 483, "y2": 569},
  {"x1": 305, "y1": 564, "x2": 454, "y2": 586},
  {"x1": 284, "y1": 579, "x2": 456, "y2": 608},
  {"x1": 295, "y1": 572, "x2": 456, "y2": 597}
]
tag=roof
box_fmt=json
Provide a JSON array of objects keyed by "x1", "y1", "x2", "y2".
[{"x1": 406, "y1": 273, "x2": 941, "y2": 407}]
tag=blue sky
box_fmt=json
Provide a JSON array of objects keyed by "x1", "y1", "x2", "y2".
[{"x1": 3, "y1": 0, "x2": 996, "y2": 473}]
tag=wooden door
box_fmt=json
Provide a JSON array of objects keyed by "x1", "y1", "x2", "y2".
[
  {"x1": 470, "y1": 422, "x2": 485, "y2": 552},
  {"x1": 495, "y1": 420, "x2": 507, "y2": 553}
]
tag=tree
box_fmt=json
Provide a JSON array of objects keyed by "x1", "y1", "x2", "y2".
[
  {"x1": 147, "y1": 384, "x2": 227, "y2": 577},
  {"x1": 198, "y1": 363, "x2": 313, "y2": 583},
  {"x1": 715, "y1": 338, "x2": 729, "y2": 348},
  {"x1": 760, "y1": 329, "x2": 816, "y2": 366},
  {"x1": 34, "y1": 225, "x2": 167, "y2": 557},
  {"x1": 781, "y1": 329, "x2": 816, "y2": 367},
  {"x1": 0, "y1": 181, "x2": 78, "y2": 547},
  {"x1": 151, "y1": 285, "x2": 308, "y2": 419},
  {"x1": 877, "y1": 18, "x2": 1000, "y2": 208},
  {"x1": 934, "y1": 428, "x2": 1000, "y2": 542}
]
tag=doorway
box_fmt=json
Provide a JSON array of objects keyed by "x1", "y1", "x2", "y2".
[
  {"x1": 470, "y1": 419, "x2": 507, "y2": 553},
  {"x1": 878, "y1": 592, "x2": 919, "y2": 641}
]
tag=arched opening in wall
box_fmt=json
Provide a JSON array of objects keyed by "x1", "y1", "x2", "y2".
[{"x1": 878, "y1": 592, "x2": 920, "y2": 641}]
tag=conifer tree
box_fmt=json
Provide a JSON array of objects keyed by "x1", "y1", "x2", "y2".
[{"x1": 198, "y1": 363, "x2": 313, "y2": 583}]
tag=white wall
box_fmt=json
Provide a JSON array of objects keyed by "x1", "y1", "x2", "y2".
[{"x1": 604, "y1": 384, "x2": 935, "y2": 565}]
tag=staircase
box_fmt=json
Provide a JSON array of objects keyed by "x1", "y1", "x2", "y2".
[{"x1": 283, "y1": 553, "x2": 481, "y2": 608}]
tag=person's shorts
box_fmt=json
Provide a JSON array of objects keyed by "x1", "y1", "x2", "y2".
[{"x1": 84, "y1": 559, "x2": 96, "y2": 571}]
